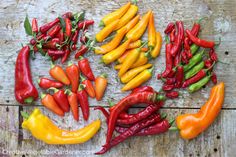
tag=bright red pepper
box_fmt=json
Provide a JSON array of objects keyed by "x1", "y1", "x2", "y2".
[
  {"x1": 164, "y1": 22, "x2": 175, "y2": 34},
  {"x1": 80, "y1": 74, "x2": 95, "y2": 98},
  {"x1": 204, "y1": 59, "x2": 213, "y2": 69},
  {"x1": 38, "y1": 78, "x2": 63, "y2": 89},
  {"x1": 182, "y1": 69, "x2": 207, "y2": 88},
  {"x1": 78, "y1": 20, "x2": 94, "y2": 29},
  {"x1": 43, "y1": 40, "x2": 59, "y2": 49},
  {"x1": 61, "y1": 47, "x2": 71, "y2": 64},
  {"x1": 165, "y1": 91, "x2": 179, "y2": 99},
  {"x1": 174, "y1": 50, "x2": 181, "y2": 67},
  {"x1": 74, "y1": 45, "x2": 89, "y2": 58},
  {"x1": 131, "y1": 86, "x2": 155, "y2": 94},
  {"x1": 77, "y1": 84, "x2": 90, "y2": 121},
  {"x1": 160, "y1": 77, "x2": 176, "y2": 85},
  {"x1": 50, "y1": 87, "x2": 70, "y2": 112},
  {"x1": 175, "y1": 66, "x2": 184, "y2": 88},
  {"x1": 55, "y1": 29, "x2": 64, "y2": 44},
  {"x1": 170, "y1": 21, "x2": 184, "y2": 57},
  {"x1": 71, "y1": 30, "x2": 79, "y2": 45},
  {"x1": 47, "y1": 25, "x2": 61, "y2": 38},
  {"x1": 32, "y1": 18, "x2": 38, "y2": 34},
  {"x1": 15, "y1": 46, "x2": 38, "y2": 104},
  {"x1": 66, "y1": 90, "x2": 79, "y2": 121},
  {"x1": 78, "y1": 56, "x2": 95, "y2": 81},
  {"x1": 65, "y1": 18, "x2": 72, "y2": 37},
  {"x1": 162, "y1": 84, "x2": 175, "y2": 91},
  {"x1": 65, "y1": 62, "x2": 80, "y2": 93},
  {"x1": 170, "y1": 28, "x2": 176, "y2": 43},
  {"x1": 181, "y1": 51, "x2": 189, "y2": 64}
]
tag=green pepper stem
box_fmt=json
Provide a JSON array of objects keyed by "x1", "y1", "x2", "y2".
[
  {"x1": 78, "y1": 56, "x2": 84, "y2": 60},
  {"x1": 169, "y1": 127, "x2": 179, "y2": 131},
  {"x1": 80, "y1": 74, "x2": 86, "y2": 82},
  {"x1": 99, "y1": 21, "x2": 105, "y2": 27},
  {"x1": 165, "y1": 35, "x2": 170, "y2": 43},
  {"x1": 196, "y1": 17, "x2": 207, "y2": 24},
  {"x1": 40, "y1": 93, "x2": 46, "y2": 99},
  {"x1": 169, "y1": 118, "x2": 175, "y2": 126},
  {"x1": 138, "y1": 41, "x2": 148, "y2": 51},
  {"x1": 160, "y1": 112, "x2": 167, "y2": 119},
  {"x1": 100, "y1": 73, "x2": 108, "y2": 79},
  {"x1": 20, "y1": 111, "x2": 30, "y2": 119},
  {"x1": 78, "y1": 84, "x2": 86, "y2": 91},
  {"x1": 108, "y1": 99, "x2": 115, "y2": 107},
  {"x1": 24, "y1": 97, "x2": 34, "y2": 104},
  {"x1": 67, "y1": 61, "x2": 73, "y2": 67},
  {"x1": 50, "y1": 61, "x2": 55, "y2": 69},
  {"x1": 64, "y1": 89, "x2": 72, "y2": 95},
  {"x1": 48, "y1": 87, "x2": 59, "y2": 93}
]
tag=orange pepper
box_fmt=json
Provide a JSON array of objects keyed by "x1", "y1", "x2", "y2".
[
  {"x1": 95, "y1": 27, "x2": 127, "y2": 55},
  {"x1": 176, "y1": 82, "x2": 225, "y2": 140},
  {"x1": 96, "y1": 19, "x2": 120, "y2": 42},
  {"x1": 126, "y1": 11, "x2": 151, "y2": 41},
  {"x1": 100, "y1": 2, "x2": 131, "y2": 26},
  {"x1": 130, "y1": 52, "x2": 149, "y2": 69},
  {"x1": 117, "y1": 14, "x2": 140, "y2": 34},
  {"x1": 148, "y1": 12, "x2": 156, "y2": 49},
  {"x1": 127, "y1": 40, "x2": 142, "y2": 49},
  {"x1": 49, "y1": 63, "x2": 70, "y2": 85},
  {"x1": 150, "y1": 32, "x2": 162, "y2": 58}
]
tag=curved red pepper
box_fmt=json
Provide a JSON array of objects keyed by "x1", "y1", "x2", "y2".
[
  {"x1": 50, "y1": 88, "x2": 70, "y2": 112},
  {"x1": 209, "y1": 48, "x2": 218, "y2": 62},
  {"x1": 38, "y1": 78, "x2": 63, "y2": 89},
  {"x1": 78, "y1": 20, "x2": 94, "y2": 29},
  {"x1": 61, "y1": 47, "x2": 71, "y2": 64},
  {"x1": 47, "y1": 49, "x2": 65, "y2": 57},
  {"x1": 74, "y1": 45, "x2": 88, "y2": 58},
  {"x1": 175, "y1": 66, "x2": 184, "y2": 88},
  {"x1": 55, "y1": 29, "x2": 64, "y2": 44},
  {"x1": 131, "y1": 86, "x2": 154, "y2": 94},
  {"x1": 65, "y1": 62, "x2": 80, "y2": 93},
  {"x1": 164, "y1": 22, "x2": 175, "y2": 34},
  {"x1": 65, "y1": 18, "x2": 72, "y2": 37},
  {"x1": 43, "y1": 40, "x2": 59, "y2": 49},
  {"x1": 170, "y1": 28, "x2": 176, "y2": 43},
  {"x1": 170, "y1": 21, "x2": 184, "y2": 57},
  {"x1": 182, "y1": 69, "x2": 207, "y2": 88},
  {"x1": 71, "y1": 30, "x2": 79, "y2": 45},
  {"x1": 78, "y1": 56, "x2": 95, "y2": 81},
  {"x1": 15, "y1": 46, "x2": 38, "y2": 104},
  {"x1": 77, "y1": 85, "x2": 89, "y2": 121}
]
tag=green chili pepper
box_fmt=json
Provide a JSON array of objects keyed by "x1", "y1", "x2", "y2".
[
  {"x1": 190, "y1": 44, "x2": 199, "y2": 55},
  {"x1": 188, "y1": 75, "x2": 211, "y2": 93},
  {"x1": 183, "y1": 49, "x2": 204, "y2": 72},
  {"x1": 185, "y1": 61, "x2": 205, "y2": 79}
]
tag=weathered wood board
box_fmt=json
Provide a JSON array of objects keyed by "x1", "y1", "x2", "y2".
[{"x1": 0, "y1": 0, "x2": 236, "y2": 156}]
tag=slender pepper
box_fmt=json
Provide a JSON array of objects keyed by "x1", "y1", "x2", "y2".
[
  {"x1": 170, "y1": 28, "x2": 176, "y2": 43},
  {"x1": 127, "y1": 40, "x2": 142, "y2": 49},
  {"x1": 78, "y1": 20, "x2": 94, "y2": 29},
  {"x1": 186, "y1": 29, "x2": 215, "y2": 48},
  {"x1": 150, "y1": 32, "x2": 162, "y2": 58},
  {"x1": 77, "y1": 84, "x2": 89, "y2": 121},
  {"x1": 49, "y1": 63, "x2": 70, "y2": 85},
  {"x1": 95, "y1": 27, "x2": 127, "y2": 55},
  {"x1": 121, "y1": 64, "x2": 152, "y2": 83},
  {"x1": 115, "y1": 5, "x2": 138, "y2": 30},
  {"x1": 15, "y1": 46, "x2": 38, "y2": 104},
  {"x1": 65, "y1": 18, "x2": 72, "y2": 37},
  {"x1": 22, "y1": 108, "x2": 101, "y2": 144},
  {"x1": 65, "y1": 90, "x2": 79, "y2": 121},
  {"x1": 122, "y1": 67, "x2": 153, "y2": 91},
  {"x1": 78, "y1": 56, "x2": 95, "y2": 81},
  {"x1": 117, "y1": 14, "x2": 140, "y2": 34},
  {"x1": 185, "y1": 61, "x2": 205, "y2": 79},
  {"x1": 55, "y1": 29, "x2": 64, "y2": 44},
  {"x1": 183, "y1": 49, "x2": 204, "y2": 72},
  {"x1": 42, "y1": 40, "x2": 59, "y2": 49},
  {"x1": 190, "y1": 44, "x2": 199, "y2": 55},
  {"x1": 174, "y1": 50, "x2": 181, "y2": 66},
  {"x1": 61, "y1": 47, "x2": 71, "y2": 64},
  {"x1": 50, "y1": 88, "x2": 70, "y2": 112},
  {"x1": 47, "y1": 50, "x2": 65, "y2": 58},
  {"x1": 74, "y1": 40, "x2": 92, "y2": 58},
  {"x1": 47, "y1": 25, "x2": 61, "y2": 38},
  {"x1": 175, "y1": 65, "x2": 184, "y2": 88},
  {"x1": 166, "y1": 91, "x2": 179, "y2": 99},
  {"x1": 81, "y1": 74, "x2": 96, "y2": 98},
  {"x1": 38, "y1": 78, "x2": 63, "y2": 89},
  {"x1": 160, "y1": 77, "x2": 176, "y2": 85},
  {"x1": 131, "y1": 85, "x2": 155, "y2": 94},
  {"x1": 176, "y1": 82, "x2": 225, "y2": 139},
  {"x1": 66, "y1": 62, "x2": 80, "y2": 93},
  {"x1": 126, "y1": 11, "x2": 151, "y2": 41},
  {"x1": 40, "y1": 93, "x2": 64, "y2": 116},
  {"x1": 189, "y1": 74, "x2": 212, "y2": 93},
  {"x1": 209, "y1": 48, "x2": 218, "y2": 62},
  {"x1": 117, "y1": 49, "x2": 133, "y2": 64},
  {"x1": 32, "y1": 18, "x2": 38, "y2": 34},
  {"x1": 162, "y1": 84, "x2": 175, "y2": 91},
  {"x1": 148, "y1": 12, "x2": 156, "y2": 49},
  {"x1": 71, "y1": 29, "x2": 79, "y2": 45},
  {"x1": 102, "y1": 39, "x2": 131, "y2": 64},
  {"x1": 130, "y1": 52, "x2": 149, "y2": 68},
  {"x1": 99, "y1": 2, "x2": 131, "y2": 26},
  {"x1": 164, "y1": 22, "x2": 175, "y2": 34},
  {"x1": 204, "y1": 59, "x2": 213, "y2": 69},
  {"x1": 95, "y1": 74, "x2": 108, "y2": 101},
  {"x1": 96, "y1": 19, "x2": 120, "y2": 42},
  {"x1": 170, "y1": 21, "x2": 184, "y2": 57},
  {"x1": 181, "y1": 50, "x2": 189, "y2": 64}
]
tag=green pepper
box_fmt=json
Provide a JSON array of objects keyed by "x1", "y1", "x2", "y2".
[
  {"x1": 183, "y1": 49, "x2": 204, "y2": 72},
  {"x1": 190, "y1": 44, "x2": 199, "y2": 55},
  {"x1": 188, "y1": 75, "x2": 211, "y2": 93},
  {"x1": 185, "y1": 61, "x2": 205, "y2": 79}
]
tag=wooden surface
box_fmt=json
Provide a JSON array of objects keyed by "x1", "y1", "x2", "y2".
[{"x1": 0, "y1": 0, "x2": 236, "y2": 156}]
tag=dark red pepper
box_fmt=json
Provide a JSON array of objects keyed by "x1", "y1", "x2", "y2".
[
  {"x1": 47, "y1": 25, "x2": 61, "y2": 38},
  {"x1": 74, "y1": 45, "x2": 89, "y2": 58},
  {"x1": 164, "y1": 22, "x2": 175, "y2": 34},
  {"x1": 77, "y1": 84, "x2": 90, "y2": 120},
  {"x1": 61, "y1": 47, "x2": 71, "y2": 64},
  {"x1": 131, "y1": 86, "x2": 155, "y2": 94},
  {"x1": 15, "y1": 46, "x2": 38, "y2": 104},
  {"x1": 78, "y1": 20, "x2": 94, "y2": 29},
  {"x1": 165, "y1": 91, "x2": 179, "y2": 99},
  {"x1": 78, "y1": 56, "x2": 95, "y2": 81},
  {"x1": 55, "y1": 29, "x2": 64, "y2": 44},
  {"x1": 42, "y1": 40, "x2": 59, "y2": 49},
  {"x1": 182, "y1": 69, "x2": 207, "y2": 88},
  {"x1": 170, "y1": 28, "x2": 176, "y2": 43},
  {"x1": 80, "y1": 29, "x2": 88, "y2": 44},
  {"x1": 211, "y1": 72, "x2": 217, "y2": 84},
  {"x1": 170, "y1": 21, "x2": 184, "y2": 57},
  {"x1": 65, "y1": 18, "x2": 72, "y2": 37},
  {"x1": 32, "y1": 18, "x2": 38, "y2": 34},
  {"x1": 47, "y1": 49, "x2": 65, "y2": 57},
  {"x1": 50, "y1": 87, "x2": 70, "y2": 112},
  {"x1": 162, "y1": 84, "x2": 175, "y2": 91},
  {"x1": 38, "y1": 78, "x2": 64, "y2": 89},
  {"x1": 209, "y1": 48, "x2": 218, "y2": 62},
  {"x1": 175, "y1": 65, "x2": 184, "y2": 88},
  {"x1": 161, "y1": 77, "x2": 176, "y2": 85},
  {"x1": 181, "y1": 51, "x2": 189, "y2": 64},
  {"x1": 174, "y1": 50, "x2": 181, "y2": 67},
  {"x1": 204, "y1": 59, "x2": 213, "y2": 69},
  {"x1": 71, "y1": 30, "x2": 79, "y2": 45}
]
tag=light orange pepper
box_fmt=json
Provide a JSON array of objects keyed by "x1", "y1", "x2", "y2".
[
  {"x1": 117, "y1": 14, "x2": 140, "y2": 34},
  {"x1": 176, "y1": 82, "x2": 225, "y2": 140},
  {"x1": 148, "y1": 12, "x2": 156, "y2": 49},
  {"x1": 130, "y1": 52, "x2": 149, "y2": 68},
  {"x1": 127, "y1": 40, "x2": 142, "y2": 49},
  {"x1": 150, "y1": 32, "x2": 162, "y2": 58}
]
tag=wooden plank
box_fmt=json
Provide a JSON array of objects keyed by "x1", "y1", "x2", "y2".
[{"x1": 0, "y1": 106, "x2": 235, "y2": 157}]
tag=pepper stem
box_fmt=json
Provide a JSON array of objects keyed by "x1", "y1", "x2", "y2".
[
  {"x1": 80, "y1": 74, "x2": 86, "y2": 82},
  {"x1": 78, "y1": 56, "x2": 84, "y2": 60},
  {"x1": 147, "y1": 67, "x2": 154, "y2": 73},
  {"x1": 67, "y1": 61, "x2": 73, "y2": 67},
  {"x1": 205, "y1": 61, "x2": 216, "y2": 72},
  {"x1": 169, "y1": 118, "x2": 175, "y2": 126},
  {"x1": 165, "y1": 35, "x2": 170, "y2": 43},
  {"x1": 48, "y1": 87, "x2": 59, "y2": 93},
  {"x1": 64, "y1": 89, "x2": 72, "y2": 95},
  {"x1": 196, "y1": 17, "x2": 207, "y2": 24},
  {"x1": 78, "y1": 84, "x2": 86, "y2": 91},
  {"x1": 40, "y1": 93, "x2": 46, "y2": 99},
  {"x1": 138, "y1": 41, "x2": 148, "y2": 51},
  {"x1": 100, "y1": 73, "x2": 108, "y2": 79},
  {"x1": 20, "y1": 111, "x2": 30, "y2": 119},
  {"x1": 108, "y1": 99, "x2": 115, "y2": 107},
  {"x1": 160, "y1": 112, "x2": 167, "y2": 119},
  {"x1": 50, "y1": 61, "x2": 55, "y2": 69},
  {"x1": 169, "y1": 127, "x2": 179, "y2": 131},
  {"x1": 24, "y1": 97, "x2": 34, "y2": 104},
  {"x1": 99, "y1": 21, "x2": 105, "y2": 27}
]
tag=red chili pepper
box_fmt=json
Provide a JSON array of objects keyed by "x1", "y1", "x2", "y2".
[
  {"x1": 55, "y1": 29, "x2": 64, "y2": 44},
  {"x1": 164, "y1": 22, "x2": 175, "y2": 34},
  {"x1": 66, "y1": 90, "x2": 79, "y2": 121},
  {"x1": 80, "y1": 29, "x2": 88, "y2": 44},
  {"x1": 30, "y1": 34, "x2": 46, "y2": 45},
  {"x1": 38, "y1": 78, "x2": 63, "y2": 89},
  {"x1": 95, "y1": 113, "x2": 161, "y2": 155},
  {"x1": 43, "y1": 40, "x2": 59, "y2": 49},
  {"x1": 51, "y1": 55, "x2": 61, "y2": 61},
  {"x1": 74, "y1": 45, "x2": 89, "y2": 58},
  {"x1": 78, "y1": 20, "x2": 94, "y2": 29},
  {"x1": 161, "y1": 77, "x2": 176, "y2": 85},
  {"x1": 170, "y1": 28, "x2": 176, "y2": 43},
  {"x1": 47, "y1": 25, "x2": 61, "y2": 38},
  {"x1": 50, "y1": 87, "x2": 70, "y2": 112},
  {"x1": 65, "y1": 62, "x2": 80, "y2": 93},
  {"x1": 78, "y1": 56, "x2": 95, "y2": 81},
  {"x1": 77, "y1": 84, "x2": 89, "y2": 121},
  {"x1": 184, "y1": 37, "x2": 192, "y2": 59},
  {"x1": 182, "y1": 69, "x2": 207, "y2": 88},
  {"x1": 71, "y1": 45, "x2": 77, "y2": 51},
  {"x1": 47, "y1": 49, "x2": 65, "y2": 57},
  {"x1": 103, "y1": 91, "x2": 165, "y2": 147},
  {"x1": 204, "y1": 59, "x2": 213, "y2": 69},
  {"x1": 32, "y1": 18, "x2": 38, "y2": 34},
  {"x1": 170, "y1": 21, "x2": 184, "y2": 57},
  {"x1": 65, "y1": 18, "x2": 72, "y2": 37},
  {"x1": 94, "y1": 106, "x2": 109, "y2": 121},
  {"x1": 175, "y1": 65, "x2": 184, "y2": 88},
  {"x1": 71, "y1": 30, "x2": 79, "y2": 45},
  {"x1": 174, "y1": 50, "x2": 181, "y2": 67},
  {"x1": 211, "y1": 72, "x2": 217, "y2": 84},
  {"x1": 165, "y1": 91, "x2": 179, "y2": 99},
  {"x1": 131, "y1": 86, "x2": 155, "y2": 94},
  {"x1": 162, "y1": 84, "x2": 175, "y2": 91},
  {"x1": 209, "y1": 48, "x2": 218, "y2": 62},
  {"x1": 61, "y1": 47, "x2": 71, "y2": 64},
  {"x1": 15, "y1": 46, "x2": 38, "y2": 104},
  {"x1": 167, "y1": 69, "x2": 176, "y2": 78},
  {"x1": 80, "y1": 74, "x2": 95, "y2": 98},
  {"x1": 186, "y1": 29, "x2": 215, "y2": 48},
  {"x1": 181, "y1": 51, "x2": 189, "y2": 64}
]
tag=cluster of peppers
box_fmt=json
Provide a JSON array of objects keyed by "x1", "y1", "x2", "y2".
[
  {"x1": 157, "y1": 19, "x2": 219, "y2": 98},
  {"x1": 95, "y1": 86, "x2": 173, "y2": 154},
  {"x1": 38, "y1": 59, "x2": 107, "y2": 121},
  {"x1": 94, "y1": 2, "x2": 162, "y2": 91}
]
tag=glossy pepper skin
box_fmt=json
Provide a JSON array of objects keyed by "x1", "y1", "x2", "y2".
[
  {"x1": 95, "y1": 74, "x2": 108, "y2": 101},
  {"x1": 117, "y1": 14, "x2": 140, "y2": 34},
  {"x1": 126, "y1": 11, "x2": 151, "y2": 42},
  {"x1": 49, "y1": 63, "x2": 70, "y2": 85},
  {"x1": 184, "y1": 61, "x2": 205, "y2": 80},
  {"x1": 66, "y1": 90, "x2": 79, "y2": 121},
  {"x1": 78, "y1": 20, "x2": 94, "y2": 29},
  {"x1": 150, "y1": 32, "x2": 162, "y2": 58},
  {"x1": 183, "y1": 49, "x2": 204, "y2": 72},
  {"x1": 15, "y1": 46, "x2": 38, "y2": 104},
  {"x1": 50, "y1": 88, "x2": 70, "y2": 112},
  {"x1": 130, "y1": 52, "x2": 149, "y2": 68},
  {"x1": 77, "y1": 85, "x2": 90, "y2": 121},
  {"x1": 176, "y1": 82, "x2": 225, "y2": 139},
  {"x1": 32, "y1": 18, "x2": 38, "y2": 34},
  {"x1": 38, "y1": 78, "x2": 63, "y2": 89},
  {"x1": 22, "y1": 108, "x2": 101, "y2": 144},
  {"x1": 78, "y1": 56, "x2": 95, "y2": 81},
  {"x1": 81, "y1": 74, "x2": 96, "y2": 98},
  {"x1": 188, "y1": 75, "x2": 212, "y2": 93},
  {"x1": 65, "y1": 18, "x2": 72, "y2": 37},
  {"x1": 48, "y1": 25, "x2": 61, "y2": 38},
  {"x1": 100, "y1": 2, "x2": 131, "y2": 26},
  {"x1": 148, "y1": 12, "x2": 156, "y2": 49},
  {"x1": 170, "y1": 21, "x2": 184, "y2": 57},
  {"x1": 164, "y1": 22, "x2": 175, "y2": 34},
  {"x1": 127, "y1": 40, "x2": 142, "y2": 49},
  {"x1": 61, "y1": 47, "x2": 71, "y2": 64},
  {"x1": 66, "y1": 62, "x2": 80, "y2": 93}
]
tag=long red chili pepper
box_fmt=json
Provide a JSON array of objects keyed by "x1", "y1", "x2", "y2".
[
  {"x1": 74, "y1": 45, "x2": 89, "y2": 58},
  {"x1": 32, "y1": 18, "x2": 38, "y2": 34},
  {"x1": 65, "y1": 62, "x2": 80, "y2": 93},
  {"x1": 209, "y1": 48, "x2": 218, "y2": 62},
  {"x1": 78, "y1": 20, "x2": 94, "y2": 29},
  {"x1": 165, "y1": 91, "x2": 179, "y2": 99},
  {"x1": 175, "y1": 66, "x2": 184, "y2": 88},
  {"x1": 55, "y1": 29, "x2": 64, "y2": 44},
  {"x1": 80, "y1": 74, "x2": 96, "y2": 98},
  {"x1": 47, "y1": 49, "x2": 65, "y2": 57},
  {"x1": 66, "y1": 90, "x2": 79, "y2": 121},
  {"x1": 170, "y1": 21, "x2": 184, "y2": 57},
  {"x1": 50, "y1": 87, "x2": 70, "y2": 112},
  {"x1": 30, "y1": 34, "x2": 46, "y2": 45},
  {"x1": 182, "y1": 69, "x2": 207, "y2": 88},
  {"x1": 15, "y1": 46, "x2": 38, "y2": 104},
  {"x1": 95, "y1": 114, "x2": 162, "y2": 155},
  {"x1": 42, "y1": 40, "x2": 59, "y2": 49},
  {"x1": 47, "y1": 25, "x2": 61, "y2": 38},
  {"x1": 170, "y1": 28, "x2": 176, "y2": 43},
  {"x1": 65, "y1": 18, "x2": 72, "y2": 37},
  {"x1": 184, "y1": 37, "x2": 192, "y2": 59},
  {"x1": 160, "y1": 77, "x2": 176, "y2": 85},
  {"x1": 181, "y1": 50, "x2": 189, "y2": 64},
  {"x1": 78, "y1": 56, "x2": 95, "y2": 81},
  {"x1": 71, "y1": 30, "x2": 79, "y2": 45},
  {"x1": 38, "y1": 78, "x2": 64, "y2": 89},
  {"x1": 164, "y1": 22, "x2": 175, "y2": 34},
  {"x1": 186, "y1": 29, "x2": 215, "y2": 48},
  {"x1": 77, "y1": 84, "x2": 89, "y2": 121},
  {"x1": 61, "y1": 48, "x2": 71, "y2": 64}
]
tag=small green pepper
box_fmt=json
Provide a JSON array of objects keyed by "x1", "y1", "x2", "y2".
[
  {"x1": 183, "y1": 49, "x2": 204, "y2": 72},
  {"x1": 185, "y1": 61, "x2": 205, "y2": 79},
  {"x1": 189, "y1": 75, "x2": 211, "y2": 93}
]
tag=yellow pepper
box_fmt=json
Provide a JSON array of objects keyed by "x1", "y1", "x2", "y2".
[
  {"x1": 126, "y1": 11, "x2": 151, "y2": 41},
  {"x1": 21, "y1": 108, "x2": 101, "y2": 144},
  {"x1": 148, "y1": 11, "x2": 156, "y2": 49},
  {"x1": 150, "y1": 32, "x2": 162, "y2": 58},
  {"x1": 102, "y1": 39, "x2": 131, "y2": 64},
  {"x1": 100, "y1": 2, "x2": 131, "y2": 26},
  {"x1": 94, "y1": 27, "x2": 127, "y2": 55},
  {"x1": 96, "y1": 19, "x2": 120, "y2": 42},
  {"x1": 114, "y1": 64, "x2": 122, "y2": 70},
  {"x1": 115, "y1": 5, "x2": 138, "y2": 30},
  {"x1": 130, "y1": 52, "x2": 149, "y2": 68},
  {"x1": 176, "y1": 82, "x2": 225, "y2": 140},
  {"x1": 127, "y1": 40, "x2": 142, "y2": 49},
  {"x1": 121, "y1": 64, "x2": 152, "y2": 83},
  {"x1": 121, "y1": 67, "x2": 153, "y2": 91},
  {"x1": 117, "y1": 14, "x2": 140, "y2": 34}
]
